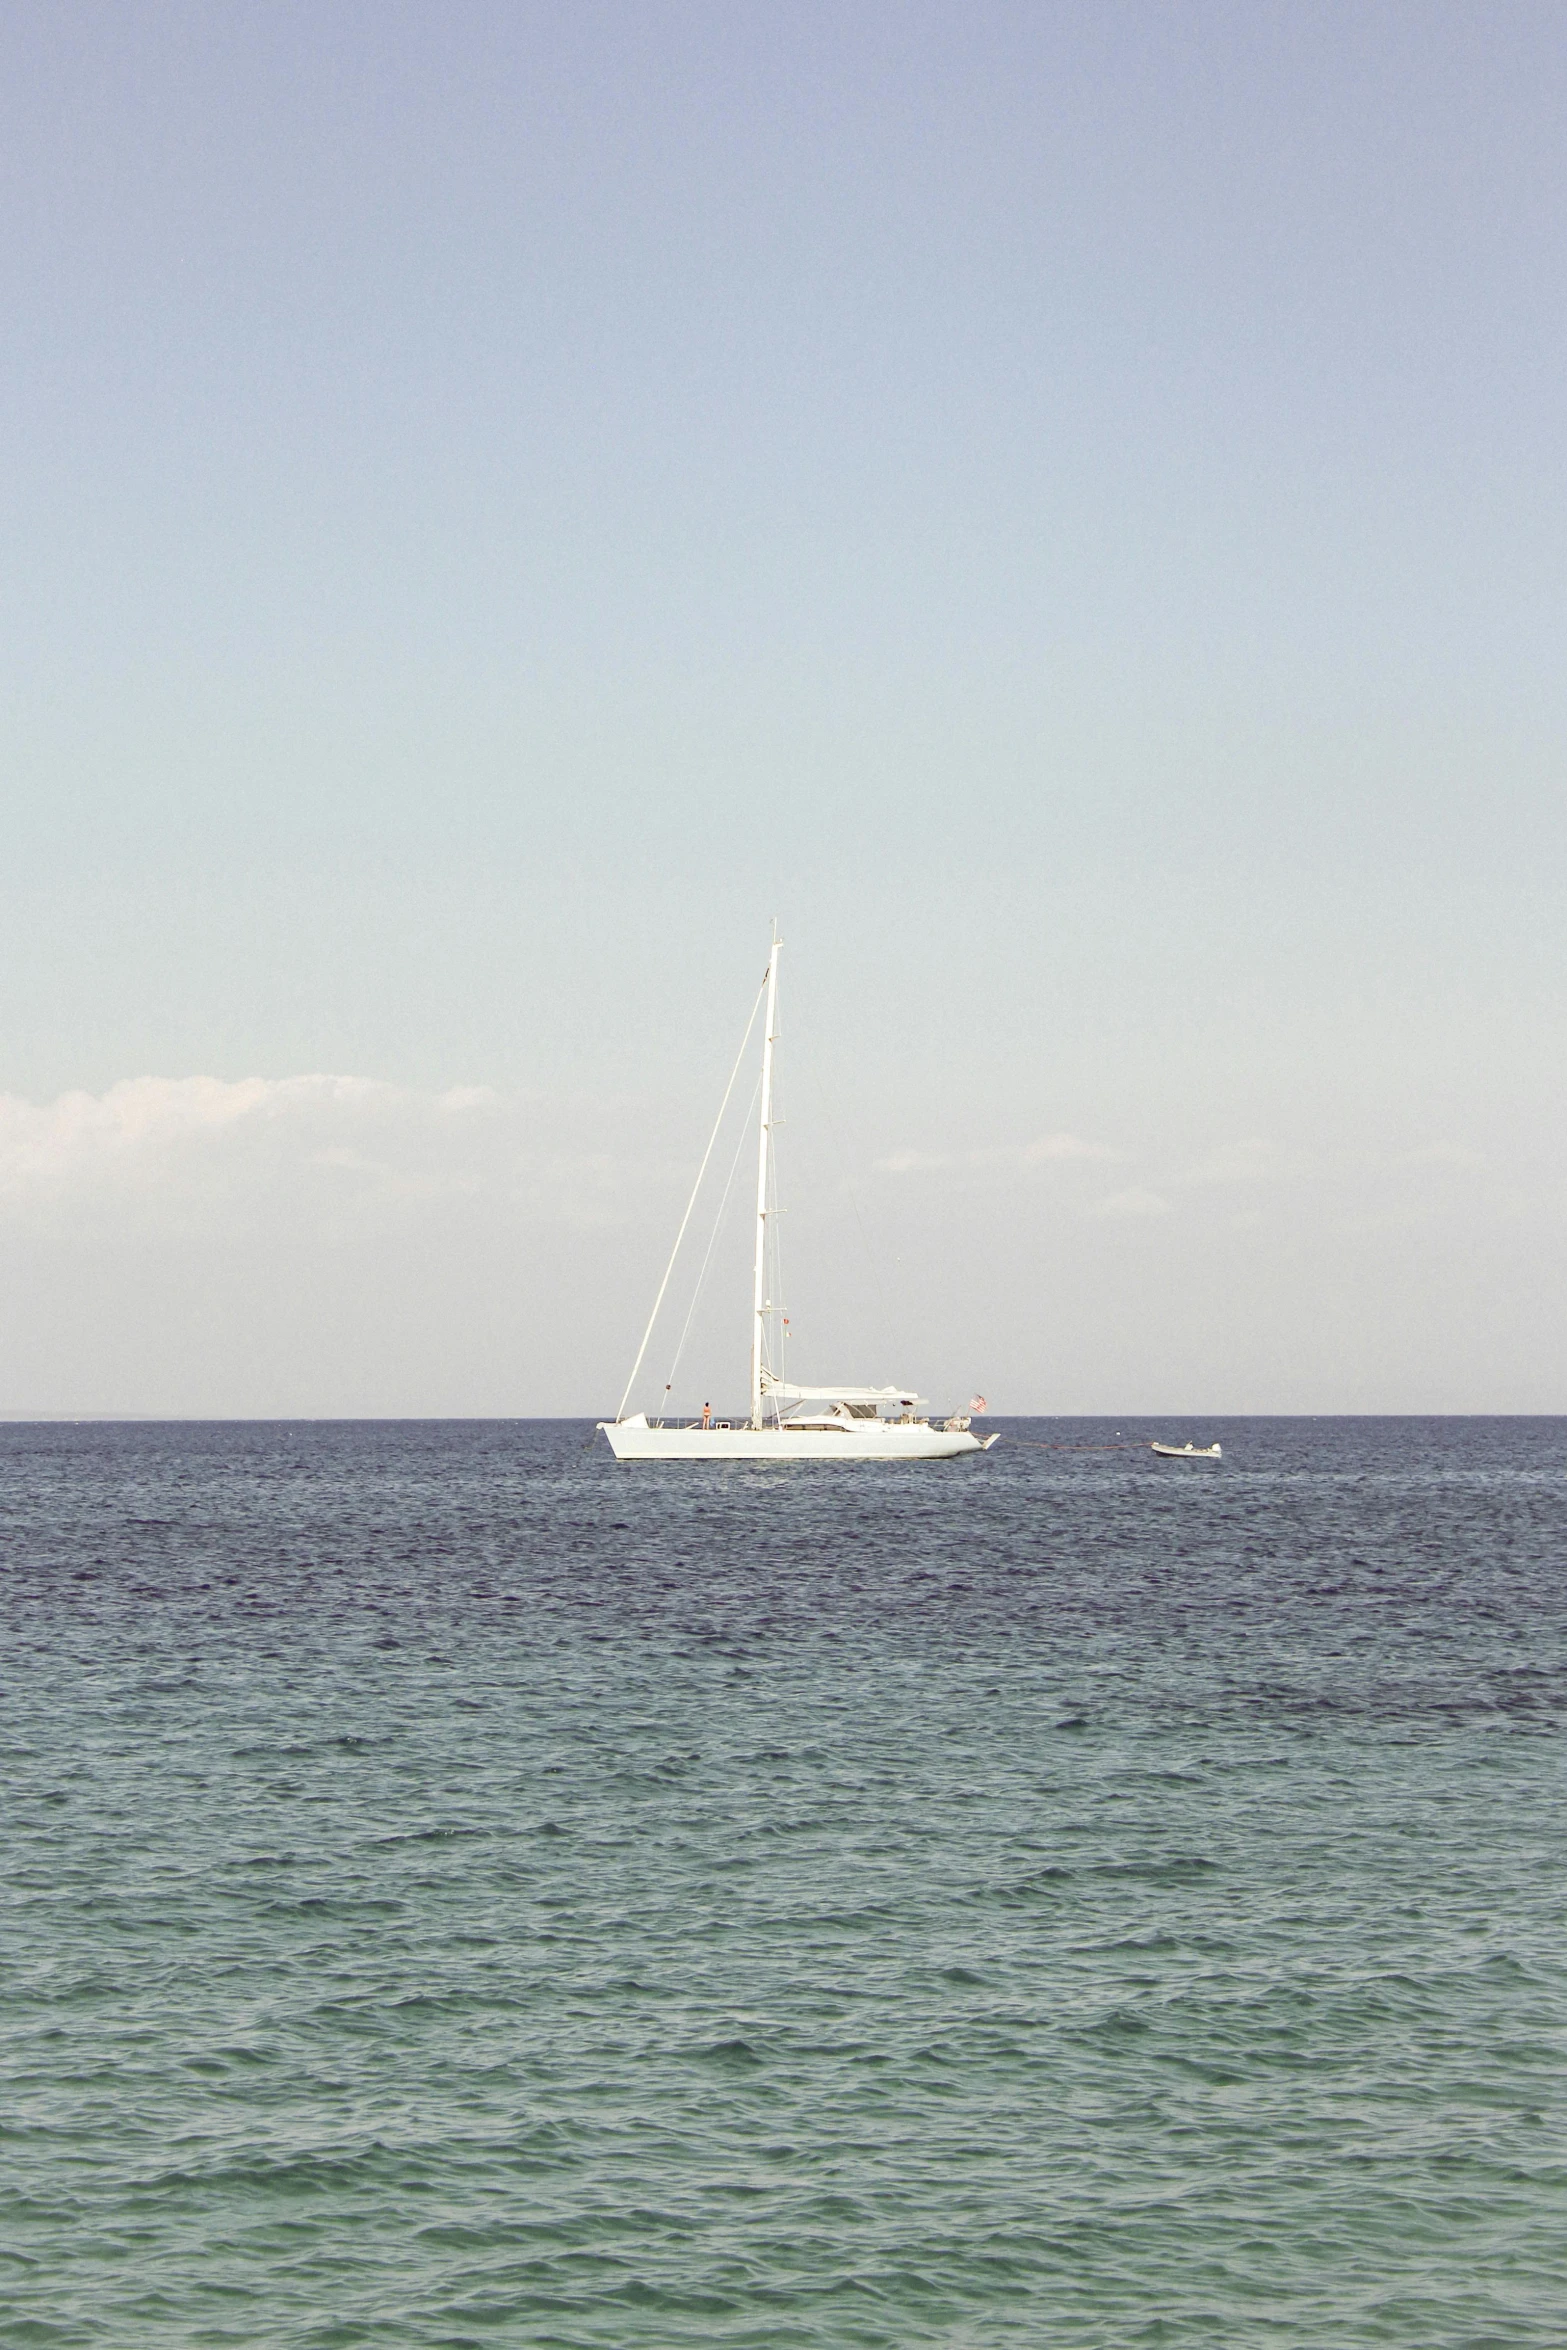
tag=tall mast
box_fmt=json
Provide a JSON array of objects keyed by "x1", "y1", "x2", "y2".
[{"x1": 750, "y1": 929, "x2": 781, "y2": 1428}]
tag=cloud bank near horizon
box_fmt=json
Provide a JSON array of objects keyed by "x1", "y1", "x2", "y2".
[
  {"x1": 0, "y1": 1071, "x2": 1560, "y2": 1418},
  {"x1": 0, "y1": 1074, "x2": 638, "y2": 1232}
]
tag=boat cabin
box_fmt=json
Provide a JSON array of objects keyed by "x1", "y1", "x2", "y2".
[{"x1": 764, "y1": 1381, "x2": 931, "y2": 1430}]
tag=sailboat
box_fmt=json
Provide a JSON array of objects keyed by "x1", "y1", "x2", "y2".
[{"x1": 599, "y1": 933, "x2": 998, "y2": 1461}]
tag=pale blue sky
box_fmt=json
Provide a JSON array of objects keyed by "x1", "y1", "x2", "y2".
[{"x1": 2, "y1": 2, "x2": 1564, "y2": 1410}]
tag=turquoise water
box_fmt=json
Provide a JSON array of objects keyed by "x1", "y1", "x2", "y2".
[{"x1": 4, "y1": 1418, "x2": 1566, "y2": 2346}]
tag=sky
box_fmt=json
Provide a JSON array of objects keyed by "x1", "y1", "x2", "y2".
[{"x1": 2, "y1": 0, "x2": 1564, "y2": 1415}]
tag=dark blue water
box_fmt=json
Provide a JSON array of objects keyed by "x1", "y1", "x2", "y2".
[{"x1": 4, "y1": 1419, "x2": 1566, "y2": 2346}]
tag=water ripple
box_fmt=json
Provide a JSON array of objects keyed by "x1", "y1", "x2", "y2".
[{"x1": 2, "y1": 1417, "x2": 1566, "y2": 2345}]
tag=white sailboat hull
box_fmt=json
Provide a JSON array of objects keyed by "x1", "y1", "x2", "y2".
[{"x1": 600, "y1": 1416, "x2": 996, "y2": 1461}]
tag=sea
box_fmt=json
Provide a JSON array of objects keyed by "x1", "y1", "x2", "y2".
[{"x1": 4, "y1": 1417, "x2": 1565, "y2": 2348}]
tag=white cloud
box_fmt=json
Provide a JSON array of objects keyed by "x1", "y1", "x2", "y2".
[
  {"x1": 1091, "y1": 1185, "x2": 1173, "y2": 1218},
  {"x1": 0, "y1": 1074, "x2": 640, "y2": 1233},
  {"x1": 1019, "y1": 1137, "x2": 1127, "y2": 1165},
  {"x1": 876, "y1": 1131, "x2": 1122, "y2": 1177},
  {"x1": 1007, "y1": 1132, "x2": 1123, "y2": 1166},
  {"x1": 1175, "y1": 1138, "x2": 1281, "y2": 1187},
  {"x1": 875, "y1": 1148, "x2": 951, "y2": 1174},
  {"x1": 0, "y1": 1076, "x2": 392, "y2": 1195},
  {"x1": 1395, "y1": 1142, "x2": 1489, "y2": 1170}
]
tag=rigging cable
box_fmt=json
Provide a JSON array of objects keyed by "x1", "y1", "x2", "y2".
[
  {"x1": 660, "y1": 1070, "x2": 761, "y2": 1416},
  {"x1": 613, "y1": 974, "x2": 768, "y2": 1423}
]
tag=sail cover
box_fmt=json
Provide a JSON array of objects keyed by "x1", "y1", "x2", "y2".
[{"x1": 762, "y1": 1380, "x2": 925, "y2": 1406}]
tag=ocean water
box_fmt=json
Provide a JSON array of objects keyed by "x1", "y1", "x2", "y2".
[{"x1": 3, "y1": 1418, "x2": 1566, "y2": 2349}]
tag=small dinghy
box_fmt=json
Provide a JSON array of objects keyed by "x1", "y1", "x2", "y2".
[{"x1": 1151, "y1": 1441, "x2": 1222, "y2": 1460}]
